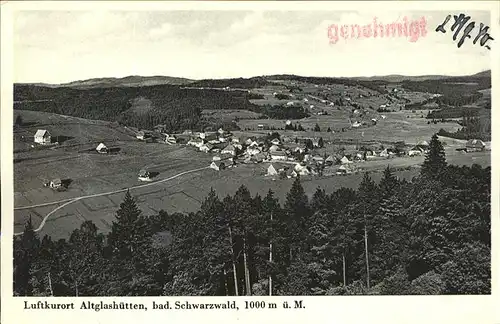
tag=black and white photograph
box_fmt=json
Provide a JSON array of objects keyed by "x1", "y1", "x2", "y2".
[{"x1": 5, "y1": 3, "x2": 496, "y2": 304}]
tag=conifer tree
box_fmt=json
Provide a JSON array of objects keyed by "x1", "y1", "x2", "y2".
[
  {"x1": 421, "y1": 134, "x2": 447, "y2": 178},
  {"x1": 284, "y1": 176, "x2": 310, "y2": 262},
  {"x1": 14, "y1": 216, "x2": 40, "y2": 296}
]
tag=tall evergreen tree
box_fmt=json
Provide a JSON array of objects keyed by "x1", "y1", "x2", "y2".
[
  {"x1": 284, "y1": 176, "x2": 310, "y2": 262},
  {"x1": 14, "y1": 216, "x2": 40, "y2": 296},
  {"x1": 421, "y1": 134, "x2": 447, "y2": 178}
]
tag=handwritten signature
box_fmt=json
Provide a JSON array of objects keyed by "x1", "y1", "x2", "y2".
[{"x1": 435, "y1": 13, "x2": 493, "y2": 49}]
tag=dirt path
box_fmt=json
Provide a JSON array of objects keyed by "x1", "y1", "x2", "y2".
[{"x1": 14, "y1": 166, "x2": 211, "y2": 236}]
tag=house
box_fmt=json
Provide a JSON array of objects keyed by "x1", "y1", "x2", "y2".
[
  {"x1": 200, "y1": 132, "x2": 218, "y2": 141},
  {"x1": 96, "y1": 143, "x2": 108, "y2": 154},
  {"x1": 269, "y1": 144, "x2": 281, "y2": 153},
  {"x1": 188, "y1": 138, "x2": 204, "y2": 148},
  {"x1": 232, "y1": 137, "x2": 240, "y2": 143},
  {"x1": 199, "y1": 143, "x2": 214, "y2": 153},
  {"x1": 210, "y1": 161, "x2": 225, "y2": 171},
  {"x1": 352, "y1": 121, "x2": 361, "y2": 128},
  {"x1": 136, "y1": 131, "x2": 151, "y2": 140},
  {"x1": 267, "y1": 164, "x2": 278, "y2": 176},
  {"x1": 336, "y1": 165, "x2": 352, "y2": 175},
  {"x1": 416, "y1": 140, "x2": 430, "y2": 148},
  {"x1": 340, "y1": 156, "x2": 352, "y2": 164},
  {"x1": 466, "y1": 139, "x2": 486, "y2": 152},
  {"x1": 286, "y1": 102, "x2": 295, "y2": 107},
  {"x1": 221, "y1": 144, "x2": 237, "y2": 156},
  {"x1": 182, "y1": 129, "x2": 193, "y2": 135},
  {"x1": 218, "y1": 127, "x2": 225, "y2": 135},
  {"x1": 246, "y1": 146, "x2": 261, "y2": 156},
  {"x1": 50, "y1": 178, "x2": 62, "y2": 189},
  {"x1": 312, "y1": 138, "x2": 320, "y2": 148},
  {"x1": 303, "y1": 98, "x2": 308, "y2": 102},
  {"x1": 294, "y1": 163, "x2": 310, "y2": 176},
  {"x1": 165, "y1": 135, "x2": 177, "y2": 145},
  {"x1": 379, "y1": 148, "x2": 397, "y2": 158},
  {"x1": 312, "y1": 156, "x2": 324, "y2": 164},
  {"x1": 138, "y1": 169, "x2": 152, "y2": 181},
  {"x1": 34, "y1": 129, "x2": 51, "y2": 145},
  {"x1": 252, "y1": 152, "x2": 267, "y2": 163},
  {"x1": 285, "y1": 120, "x2": 292, "y2": 126},
  {"x1": 245, "y1": 138, "x2": 254, "y2": 145},
  {"x1": 408, "y1": 146, "x2": 425, "y2": 156},
  {"x1": 325, "y1": 155, "x2": 336, "y2": 166},
  {"x1": 270, "y1": 138, "x2": 281, "y2": 146},
  {"x1": 257, "y1": 124, "x2": 264, "y2": 130},
  {"x1": 270, "y1": 151, "x2": 287, "y2": 161},
  {"x1": 286, "y1": 167, "x2": 298, "y2": 178}
]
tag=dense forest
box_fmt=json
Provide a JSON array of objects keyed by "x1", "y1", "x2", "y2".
[
  {"x1": 13, "y1": 135, "x2": 490, "y2": 296},
  {"x1": 13, "y1": 84, "x2": 258, "y2": 132}
]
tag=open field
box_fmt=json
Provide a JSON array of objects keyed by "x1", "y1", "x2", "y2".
[{"x1": 237, "y1": 111, "x2": 461, "y2": 144}]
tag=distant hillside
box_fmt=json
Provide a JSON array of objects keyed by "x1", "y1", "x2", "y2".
[
  {"x1": 269, "y1": 70, "x2": 491, "y2": 83},
  {"x1": 13, "y1": 84, "x2": 257, "y2": 132},
  {"x1": 18, "y1": 76, "x2": 195, "y2": 89}
]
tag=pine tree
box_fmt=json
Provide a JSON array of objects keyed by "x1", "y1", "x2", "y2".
[
  {"x1": 318, "y1": 137, "x2": 324, "y2": 148},
  {"x1": 284, "y1": 176, "x2": 310, "y2": 262},
  {"x1": 421, "y1": 134, "x2": 447, "y2": 178},
  {"x1": 314, "y1": 123, "x2": 321, "y2": 132},
  {"x1": 14, "y1": 216, "x2": 40, "y2": 296},
  {"x1": 327, "y1": 127, "x2": 332, "y2": 132},
  {"x1": 108, "y1": 190, "x2": 143, "y2": 258}
]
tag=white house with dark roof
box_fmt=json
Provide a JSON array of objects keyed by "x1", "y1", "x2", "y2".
[
  {"x1": 34, "y1": 129, "x2": 51, "y2": 145},
  {"x1": 466, "y1": 139, "x2": 486, "y2": 152},
  {"x1": 96, "y1": 143, "x2": 108, "y2": 154}
]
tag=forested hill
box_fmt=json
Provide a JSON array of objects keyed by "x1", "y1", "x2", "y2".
[
  {"x1": 14, "y1": 135, "x2": 491, "y2": 296},
  {"x1": 13, "y1": 84, "x2": 258, "y2": 132}
]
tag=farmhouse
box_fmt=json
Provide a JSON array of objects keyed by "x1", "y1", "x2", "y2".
[
  {"x1": 270, "y1": 151, "x2": 287, "y2": 161},
  {"x1": 50, "y1": 178, "x2": 62, "y2": 189},
  {"x1": 200, "y1": 132, "x2": 218, "y2": 141},
  {"x1": 340, "y1": 156, "x2": 352, "y2": 164},
  {"x1": 164, "y1": 135, "x2": 177, "y2": 145},
  {"x1": 210, "y1": 161, "x2": 225, "y2": 171},
  {"x1": 136, "y1": 131, "x2": 151, "y2": 140},
  {"x1": 221, "y1": 144, "x2": 237, "y2": 156},
  {"x1": 187, "y1": 138, "x2": 204, "y2": 148},
  {"x1": 34, "y1": 129, "x2": 51, "y2": 145},
  {"x1": 466, "y1": 139, "x2": 486, "y2": 152},
  {"x1": 294, "y1": 163, "x2": 310, "y2": 176},
  {"x1": 337, "y1": 165, "x2": 353, "y2": 175},
  {"x1": 199, "y1": 143, "x2": 214, "y2": 153},
  {"x1": 96, "y1": 143, "x2": 108, "y2": 154},
  {"x1": 269, "y1": 144, "x2": 281, "y2": 153},
  {"x1": 138, "y1": 169, "x2": 152, "y2": 181},
  {"x1": 379, "y1": 148, "x2": 397, "y2": 158},
  {"x1": 267, "y1": 164, "x2": 278, "y2": 176},
  {"x1": 325, "y1": 155, "x2": 336, "y2": 166},
  {"x1": 270, "y1": 138, "x2": 281, "y2": 146},
  {"x1": 408, "y1": 146, "x2": 425, "y2": 156}
]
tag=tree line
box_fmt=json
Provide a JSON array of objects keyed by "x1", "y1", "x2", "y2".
[
  {"x1": 13, "y1": 84, "x2": 258, "y2": 132},
  {"x1": 13, "y1": 135, "x2": 490, "y2": 296}
]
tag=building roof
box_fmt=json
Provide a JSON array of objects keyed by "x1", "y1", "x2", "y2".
[
  {"x1": 271, "y1": 151, "x2": 287, "y2": 157},
  {"x1": 466, "y1": 139, "x2": 486, "y2": 147},
  {"x1": 51, "y1": 178, "x2": 62, "y2": 185},
  {"x1": 222, "y1": 144, "x2": 235, "y2": 151},
  {"x1": 96, "y1": 143, "x2": 107, "y2": 151},
  {"x1": 35, "y1": 129, "x2": 50, "y2": 137}
]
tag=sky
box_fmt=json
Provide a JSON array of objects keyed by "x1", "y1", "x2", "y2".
[{"x1": 13, "y1": 10, "x2": 493, "y2": 83}]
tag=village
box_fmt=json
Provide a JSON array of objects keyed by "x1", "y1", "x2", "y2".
[{"x1": 30, "y1": 120, "x2": 488, "y2": 190}]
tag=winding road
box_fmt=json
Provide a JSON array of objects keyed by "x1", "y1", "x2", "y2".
[{"x1": 14, "y1": 166, "x2": 211, "y2": 236}]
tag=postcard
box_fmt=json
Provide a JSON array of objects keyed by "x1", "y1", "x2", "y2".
[{"x1": 1, "y1": 1, "x2": 499, "y2": 324}]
